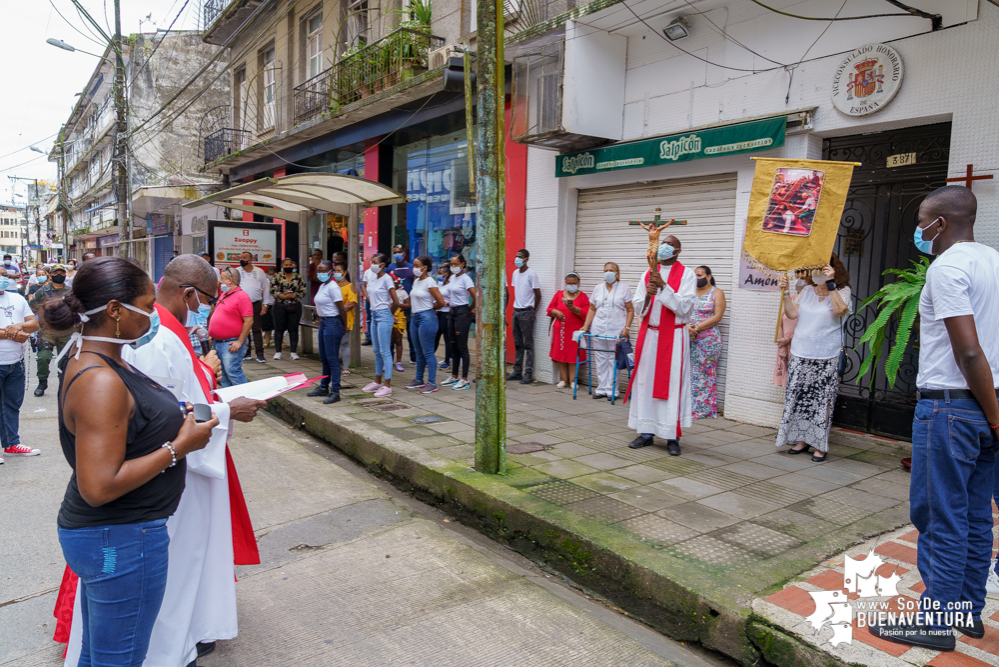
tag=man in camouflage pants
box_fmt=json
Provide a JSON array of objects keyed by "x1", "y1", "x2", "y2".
[{"x1": 29, "y1": 264, "x2": 73, "y2": 397}]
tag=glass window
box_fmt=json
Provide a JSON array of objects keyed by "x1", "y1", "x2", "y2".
[
  {"x1": 262, "y1": 49, "x2": 276, "y2": 128},
  {"x1": 307, "y1": 13, "x2": 323, "y2": 79}
]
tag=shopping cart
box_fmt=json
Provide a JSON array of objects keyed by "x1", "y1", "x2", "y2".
[{"x1": 573, "y1": 333, "x2": 632, "y2": 405}]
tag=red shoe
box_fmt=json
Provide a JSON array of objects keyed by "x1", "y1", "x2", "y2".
[{"x1": 4, "y1": 445, "x2": 40, "y2": 456}]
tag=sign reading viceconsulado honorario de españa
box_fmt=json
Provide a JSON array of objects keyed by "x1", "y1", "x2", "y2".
[
  {"x1": 831, "y1": 43, "x2": 903, "y2": 116},
  {"x1": 555, "y1": 116, "x2": 786, "y2": 178}
]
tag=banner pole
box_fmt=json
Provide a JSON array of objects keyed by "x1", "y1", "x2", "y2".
[{"x1": 775, "y1": 286, "x2": 785, "y2": 344}]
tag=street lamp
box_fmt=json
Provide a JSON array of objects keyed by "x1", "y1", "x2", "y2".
[
  {"x1": 29, "y1": 146, "x2": 45, "y2": 154},
  {"x1": 46, "y1": 38, "x2": 112, "y2": 61}
]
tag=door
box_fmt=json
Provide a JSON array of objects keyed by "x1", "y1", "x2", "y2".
[
  {"x1": 826, "y1": 122, "x2": 951, "y2": 440},
  {"x1": 575, "y1": 174, "x2": 737, "y2": 410}
]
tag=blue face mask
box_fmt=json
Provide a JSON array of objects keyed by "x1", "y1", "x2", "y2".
[
  {"x1": 0, "y1": 278, "x2": 9, "y2": 292},
  {"x1": 220, "y1": 284, "x2": 230, "y2": 292},
  {"x1": 514, "y1": 257, "x2": 525, "y2": 268},
  {"x1": 332, "y1": 273, "x2": 343, "y2": 282},
  {"x1": 394, "y1": 253, "x2": 404, "y2": 262},
  {"x1": 37, "y1": 276, "x2": 47, "y2": 284},
  {"x1": 565, "y1": 284, "x2": 578, "y2": 293},
  {"x1": 914, "y1": 219, "x2": 941, "y2": 254},
  {"x1": 657, "y1": 243, "x2": 675, "y2": 261},
  {"x1": 317, "y1": 272, "x2": 330, "y2": 283},
  {"x1": 604, "y1": 272, "x2": 617, "y2": 284},
  {"x1": 77, "y1": 302, "x2": 159, "y2": 349}
]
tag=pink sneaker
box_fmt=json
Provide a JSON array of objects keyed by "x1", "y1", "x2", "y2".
[
  {"x1": 361, "y1": 382, "x2": 382, "y2": 393},
  {"x1": 4, "y1": 445, "x2": 40, "y2": 456},
  {"x1": 373, "y1": 386, "x2": 393, "y2": 398}
]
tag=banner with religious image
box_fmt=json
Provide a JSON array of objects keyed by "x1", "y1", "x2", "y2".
[{"x1": 741, "y1": 158, "x2": 855, "y2": 283}]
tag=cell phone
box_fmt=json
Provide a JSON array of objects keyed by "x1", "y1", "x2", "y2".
[{"x1": 192, "y1": 403, "x2": 213, "y2": 423}]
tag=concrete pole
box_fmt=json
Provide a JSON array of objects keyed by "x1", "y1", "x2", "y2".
[
  {"x1": 473, "y1": 0, "x2": 506, "y2": 475},
  {"x1": 113, "y1": 0, "x2": 130, "y2": 259},
  {"x1": 349, "y1": 204, "x2": 362, "y2": 367}
]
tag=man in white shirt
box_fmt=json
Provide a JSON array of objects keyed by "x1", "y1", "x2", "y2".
[
  {"x1": 2, "y1": 255, "x2": 20, "y2": 294},
  {"x1": 0, "y1": 266, "x2": 40, "y2": 465},
  {"x1": 505, "y1": 249, "x2": 541, "y2": 384},
  {"x1": 236, "y1": 251, "x2": 272, "y2": 363},
  {"x1": 869, "y1": 186, "x2": 999, "y2": 652}
]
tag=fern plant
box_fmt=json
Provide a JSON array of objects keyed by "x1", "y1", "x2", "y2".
[{"x1": 854, "y1": 256, "x2": 929, "y2": 388}]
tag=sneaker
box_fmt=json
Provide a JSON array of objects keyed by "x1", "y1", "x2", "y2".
[
  {"x1": 453, "y1": 379, "x2": 470, "y2": 390},
  {"x1": 395, "y1": 362, "x2": 405, "y2": 372},
  {"x1": 361, "y1": 382, "x2": 382, "y2": 393},
  {"x1": 290, "y1": 353, "x2": 300, "y2": 361},
  {"x1": 323, "y1": 393, "x2": 341, "y2": 405},
  {"x1": 404, "y1": 380, "x2": 426, "y2": 390},
  {"x1": 273, "y1": 352, "x2": 282, "y2": 360},
  {"x1": 987, "y1": 563, "x2": 999, "y2": 599},
  {"x1": 4, "y1": 445, "x2": 40, "y2": 456},
  {"x1": 373, "y1": 386, "x2": 393, "y2": 398},
  {"x1": 342, "y1": 369, "x2": 351, "y2": 376},
  {"x1": 505, "y1": 372, "x2": 523, "y2": 382},
  {"x1": 421, "y1": 384, "x2": 439, "y2": 394},
  {"x1": 256, "y1": 356, "x2": 266, "y2": 363},
  {"x1": 520, "y1": 375, "x2": 534, "y2": 385},
  {"x1": 307, "y1": 386, "x2": 329, "y2": 397},
  {"x1": 440, "y1": 377, "x2": 458, "y2": 387},
  {"x1": 556, "y1": 381, "x2": 566, "y2": 389},
  {"x1": 439, "y1": 360, "x2": 450, "y2": 369},
  {"x1": 0, "y1": 455, "x2": 4, "y2": 464},
  {"x1": 362, "y1": 338, "x2": 373, "y2": 346}
]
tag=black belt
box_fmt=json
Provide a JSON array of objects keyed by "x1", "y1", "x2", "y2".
[
  {"x1": 916, "y1": 388, "x2": 999, "y2": 401},
  {"x1": 514, "y1": 307, "x2": 534, "y2": 311},
  {"x1": 216, "y1": 337, "x2": 240, "y2": 343}
]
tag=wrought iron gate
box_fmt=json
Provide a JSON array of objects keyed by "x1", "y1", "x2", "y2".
[{"x1": 825, "y1": 122, "x2": 951, "y2": 440}]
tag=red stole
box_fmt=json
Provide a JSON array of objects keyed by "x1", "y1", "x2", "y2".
[
  {"x1": 156, "y1": 304, "x2": 261, "y2": 566},
  {"x1": 625, "y1": 262, "x2": 686, "y2": 404}
]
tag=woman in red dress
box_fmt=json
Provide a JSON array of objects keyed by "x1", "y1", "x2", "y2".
[{"x1": 547, "y1": 272, "x2": 590, "y2": 388}]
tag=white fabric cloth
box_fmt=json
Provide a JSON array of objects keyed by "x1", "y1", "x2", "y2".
[
  {"x1": 446, "y1": 273, "x2": 474, "y2": 307},
  {"x1": 789, "y1": 286, "x2": 852, "y2": 360},
  {"x1": 508, "y1": 267, "x2": 540, "y2": 309},
  {"x1": 66, "y1": 324, "x2": 235, "y2": 667},
  {"x1": 314, "y1": 280, "x2": 343, "y2": 317},
  {"x1": 367, "y1": 272, "x2": 395, "y2": 311},
  {"x1": 918, "y1": 242, "x2": 999, "y2": 390},
  {"x1": 236, "y1": 265, "x2": 269, "y2": 303},
  {"x1": 627, "y1": 266, "x2": 696, "y2": 439},
  {"x1": 410, "y1": 276, "x2": 437, "y2": 313},
  {"x1": 0, "y1": 292, "x2": 31, "y2": 364}
]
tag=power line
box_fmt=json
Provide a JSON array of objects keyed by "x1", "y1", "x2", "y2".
[
  {"x1": 0, "y1": 134, "x2": 59, "y2": 161},
  {"x1": 746, "y1": 0, "x2": 924, "y2": 22},
  {"x1": 678, "y1": 0, "x2": 787, "y2": 67},
  {"x1": 0, "y1": 155, "x2": 48, "y2": 175},
  {"x1": 48, "y1": 0, "x2": 107, "y2": 49},
  {"x1": 128, "y1": 0, "x2": 193, "y2": 86}
]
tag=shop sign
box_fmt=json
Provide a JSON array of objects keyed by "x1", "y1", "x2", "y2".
[
  {"x1": 98, "y1": 234, "x2": 119, "y2": 248},
  {"x1": 556, "y1": 116, "x2": 787, "y2": 178},
  {"x1": 147, "y1": 213, "x2": 174, "y2": 236},
  {"x1": 831, "y1": 43, "x2": 903, "y2": 117},
  {"x1": 84, "y1": 239, "x2": 98, "y2": 250},
  {"x1": 213, "y1": 225, "x2": 278, "y2": 269}
]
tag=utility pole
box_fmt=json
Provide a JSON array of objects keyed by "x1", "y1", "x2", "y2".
[
  {"x1": 112, "y1": 0, "x2": 130, "y2": 259},
  {"x1": 473, "y1": 0, "x2": 506, "y2": 474}
]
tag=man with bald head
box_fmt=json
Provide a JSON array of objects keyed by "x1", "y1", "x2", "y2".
[{"x1": 870, "y1": 186, "x2": 999, "y2": 651}]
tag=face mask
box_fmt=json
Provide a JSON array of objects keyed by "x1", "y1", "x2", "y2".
[
  {"x1": 37, "y1": 276, "x2": 47, "y2": 284},
  {"x1": 914, "y1": 220, "x2": 942, "y2": 254},
  {"x1": 514, "y1": 257, "x2": 525, "y2": 268},
  {"x1": 220, "y1": 283, "x2": 230, "y2": 292},
  {"x1": 239, "y1": 259, "x2": 249, "y2": 267},
  {"x1": 604, "y1": 272, "x2": 617, "y2": 284},
  {"x1": 451, "y1": 266, "x2": 461, "y2": 274},
  {"x1": 332, "y1": 273, "x2": 343, "y2": 282},
  {"x1": 198, "y1": 303, "x2": 212, "y2": 316},
  {"x1": 657, "y1": 244, "x2": 675, "y2": 261},
  {"x1": 317, "y1": 272, "x2": 330, "y2": 283},
  {"x1": 0, "y1": 278, "x2": 9, "y2": 291},
  {"x1": 283, "y1": 267, "x2": 295, "y2": 274},
  {"x1": 565, "y1": 284, "x2": 579, "y2": 293},
  {"x1": 413, "y1": 267, "x2": 425, "y2": 277},
  {"x1": 370, "y1": 263, "x2": 382, "y2": 272},
  {"x1": 55, "y1": 302, "x2": 160, "y2": 365},
  {"x1": 394, "y1": 253, "x2": 404, "y2": 262},
  {"x1": 696, "y1": 277, "x2": 708, "y2": 288},
  {"x1": 3, "y1": 261, "x2": 10, "y2": 266}
]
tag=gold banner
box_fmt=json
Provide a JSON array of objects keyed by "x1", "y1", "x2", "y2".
[{"x1": 742, "y1": 158, "x2": 855, "y2": 276}]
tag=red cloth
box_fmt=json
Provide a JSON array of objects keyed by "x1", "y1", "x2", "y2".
[
  {"x1": 546, "y1": 290, "x2": 589, "y2": 364},
  {"x1": 625, "y1": 262, "x2": 686, "y2": 403},
  {"x1": 52, "y1": 566, "x2": 78, "y2": 645},
  {"x1": 208, "y1": 286, "x2": 253, "y2": 340}
]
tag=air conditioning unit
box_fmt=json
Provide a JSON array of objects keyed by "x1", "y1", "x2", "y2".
[{"x1": 429, "y1": 44, "x2": 460, "y2": 71}]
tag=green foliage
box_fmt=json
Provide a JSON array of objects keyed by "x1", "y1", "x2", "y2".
[
  {"x1": 390, "y1": 0, "x2": 432, "y2": 27},
  {"x1": 854, "y1": 256, "x2": 929, "y2": 388}
]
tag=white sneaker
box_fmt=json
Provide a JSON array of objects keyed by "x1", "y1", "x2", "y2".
[
  {"x1": 290, "y1": 353, "x2": 300, "y2": 361},
  {"x1": 273, "y1": 352, "x2": 282, "y2": 360},
  {"x1": 556, "y1": 381, "x2": 566, "y2": 389},
  {"x1": 440, "y1": 377, "x2": 458, "y2": 387},
  {"x1": 0, "y1": 455, "x2": 4, "y2": 464},
  {"x1": 453, "y1": 379, "x2": 470, "y2": 390},
  {"x1": 987, "y1": 562, "x2": 999, "y2": 599}
]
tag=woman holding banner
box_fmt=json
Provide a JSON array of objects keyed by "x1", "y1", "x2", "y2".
[{"x1": 775, "y1": 255, "x2": 851, "y2": 462}]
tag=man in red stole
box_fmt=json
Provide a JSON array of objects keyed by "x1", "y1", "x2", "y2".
[
  {"x1": 59, "y1": 256, "x2": 265, "y2": 667},
  {"x1": 625, "y1": 236, "x2": 696, "y2": 456}
]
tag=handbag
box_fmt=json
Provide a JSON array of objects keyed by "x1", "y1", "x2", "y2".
[
  {"x1": 616, "y1": 337, "x2": 635, "y2": 371},
  {"x1": 837, "y1": 328, "x2": 847, "y2": 378}
]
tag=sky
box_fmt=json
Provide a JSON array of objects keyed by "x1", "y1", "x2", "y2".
[{"x1": 0, "y1": 0, "x2": 201, "y2": 206}]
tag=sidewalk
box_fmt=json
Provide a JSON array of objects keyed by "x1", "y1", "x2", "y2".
[{"x1": 245, "y1": 337, "x2": 949, "y2": 666}]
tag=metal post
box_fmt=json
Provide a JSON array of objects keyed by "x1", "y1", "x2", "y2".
[
  {"x1": 473, "y1": 0, "x2": 506, "y2": 475},
  {"x1": 349, "y1": 204, "x2": 362, "y2": 367},
  {"x1": 112, "y1": 0, "x2": 130, "y2": 259}
]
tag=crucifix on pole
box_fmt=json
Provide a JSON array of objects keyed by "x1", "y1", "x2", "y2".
[
  {"x1": 628, "y1": 207, "x2": 687, "y2": 271},
  {"x1": 945, "y1": 164, "x2": 994, "y2": 190}
]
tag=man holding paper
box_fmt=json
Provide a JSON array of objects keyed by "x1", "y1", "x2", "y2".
[{"x1": 58, "y1": 256, "x2": 266, "y2": 667}]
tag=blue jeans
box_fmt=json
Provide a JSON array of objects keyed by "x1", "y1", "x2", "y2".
[
  {"x1": 412, "y1": 309, "x2": 438, "y2": 385},
  {"x1": 318, "y1": 317, "x2": 344, "y2": 394},
  {"x1": 911, "y1": 395, "x2": 998, "y2": 630},
  {"x1": 215, "y1": 339, "x2": 248, "y2": 387},
  {"x1": 0, "y1": 360, "x2": 25, "y2": 448},
  {"x1": 371, "y1": 309, "x2": 394, "y2": 380},
  {"x1": 58, "y1": 519, "x2": 171, "y2": 666}
]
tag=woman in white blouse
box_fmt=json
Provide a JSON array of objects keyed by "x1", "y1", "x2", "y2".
[
  {"x1": 361, "y1": 254, "x2": 400, "y2": 398},
  {"x1": 440, "y1": 254, "x2": 477, "y2": 391},
  {"x1": 580, "y1": 262, "x2": 634, "y2": 400},
  {"x1": 403, "y1": 256, "x2": 445, "y2": 393},
  {"x1": 775, "y1": 255, "x2": 852, "y2": 462}
]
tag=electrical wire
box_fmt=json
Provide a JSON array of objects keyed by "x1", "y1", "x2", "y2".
[
  {"x1": 0, "y1": 134, "x2": 59, "y2": 161},
  {"x1": 678, "y1": 0, "x2": 787, "y2": 67},
  {"x1": 746, "y1": 0, "x2": 920, "y2": 21},
  {"x1": 128, "y1": 0, "x2": 193, "y2": 86},
  {"x1": 48, "y1": 0, "x2": 107, "y2": 48},
  {"x1": 0, "y1": 155, "x2": 49, "y2": 175},
  {"x1": 784, "y1": 0, "x2": 848, "y2": 103}
]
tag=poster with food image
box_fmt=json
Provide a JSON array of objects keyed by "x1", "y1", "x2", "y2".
[{"x1": 212, "y1": 225, "x2": 278, "y2": 269}]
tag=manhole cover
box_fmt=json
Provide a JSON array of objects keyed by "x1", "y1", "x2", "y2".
[
  {"x1": 369, "y1": 403, "x2": 410, "y2": 412},
  {"x1": 410, "y1": 415, "x2": 445, "y2": 424},
  {"x1": 507, "y1": 442, "x2": 551, "y2": 454}
]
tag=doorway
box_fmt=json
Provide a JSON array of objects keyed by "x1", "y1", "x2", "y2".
[{"x1": 825, "y1": 121, "x2": 951, "y2": 440}]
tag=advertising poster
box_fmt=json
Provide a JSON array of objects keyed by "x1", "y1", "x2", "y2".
[{"x1": 210, "y1": 222, "x2": 279, "y2": 269}]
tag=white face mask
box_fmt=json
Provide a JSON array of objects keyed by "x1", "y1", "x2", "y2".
[
  {"x1": 450, "y1": 266, "x2": 461, "y2": 274},
  {"x1": 55, "y1": 302, "x2": 159, "y2": 365},
  {"x1": 413, "y1": 266, "x2": 425, "y2": 277}
]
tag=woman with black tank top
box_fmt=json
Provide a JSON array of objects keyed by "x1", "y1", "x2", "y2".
[{"x1": 43, "y1": 257, "x2": 219, "y2": 667}]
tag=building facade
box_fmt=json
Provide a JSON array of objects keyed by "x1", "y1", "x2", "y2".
[{"x1": 0, "y1": 206, "x2": 30, "y2": 260}]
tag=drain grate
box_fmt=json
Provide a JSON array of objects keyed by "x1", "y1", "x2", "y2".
[
  {"x1": 506, "y1": 442, "x2": 551, "y2": 454},
  {"x1": 369, "y1": 403, "x2": 411, "y2": 412},
  {"x1": 410, "y1": 415, "x2": 445, "y2": 424}
]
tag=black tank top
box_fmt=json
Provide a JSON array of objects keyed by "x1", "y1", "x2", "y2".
[{"x1": 57, "y1": 352, "x2": 187, "y2": 529}]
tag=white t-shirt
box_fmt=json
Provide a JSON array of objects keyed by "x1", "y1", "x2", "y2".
[
  {"x1": 367, "y1": 273, "x2": 395, "y2": 311},
  {"x1": 0, "y1": 292, "x2": 32, "y2": 364},
  {"x1": 917, "y1": 242, "x2": 999, "y2": 390},
  {"x1": 314, "y1": 280, "x2": 343, "y2": 318},
  {"x1": 410, "y1": 276, "x2": 437, "y2": 313},
  {"x1": 447, "y1": 273, "x2": 475, "y2": 307},
  {"x1": 508, "y1": 267, "x2": 540, "y2": 309},
  {"x1": 237, "y1": 266, "x2": 269, "y2": 303},
  {"x1": 789, "y1": 286, "x2": 852, "y2": 360}
]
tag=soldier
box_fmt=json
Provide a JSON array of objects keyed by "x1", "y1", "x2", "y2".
[{"x1": 29, "y1": 263, "x2": 72, "y2": 397}]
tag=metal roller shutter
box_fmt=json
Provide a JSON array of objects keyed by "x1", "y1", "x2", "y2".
[{"x1": 574, "y1": 174, "x2": 737, "y2": 412}]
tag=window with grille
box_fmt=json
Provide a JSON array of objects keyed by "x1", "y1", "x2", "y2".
[
  {"x1": 306, "y1": 13, "x2": 323, "y2": 79},
  {"x1": 262, "y1": 48, "x2": 276, "y2": 129}
]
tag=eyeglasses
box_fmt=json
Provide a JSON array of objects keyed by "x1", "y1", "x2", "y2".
[{"x1": 181, "y1": 284, "x2": 217, "y2": 306}]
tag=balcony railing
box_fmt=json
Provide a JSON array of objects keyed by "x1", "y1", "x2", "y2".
[
  {"x1": 202, "y1": 0, "x2": 229, "y2": 30},
  {"x1": 294, "y1": 67, "x2": 333, "y2": 125},
  {"x1": 334, "y1": 28, "x2": 445, "y2": 108},
  {"x1": 204, "y1": 127, "x2": 250, "y2": 165}
]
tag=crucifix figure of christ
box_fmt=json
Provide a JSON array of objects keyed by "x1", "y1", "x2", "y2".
[
  {"x1": 945, "y1": 164, "x2": 994, "y2": 190},
  {"x1": 629, "y1": 207, "x2": 688, "y2": 271}
]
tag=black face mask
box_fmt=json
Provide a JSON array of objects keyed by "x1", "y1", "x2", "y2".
[
  {"x1": 283, "y1": 267, "x2": 295, "y2": 274},
  {"x1": 51, "y1": 274, "x2": 66, "y2": 284},
  {"x1": 696, "y1": 277, "x2": 708, "y2": 288},
  {"x1": 239, "y1": 260, "x2": 249, "y2": 267}
]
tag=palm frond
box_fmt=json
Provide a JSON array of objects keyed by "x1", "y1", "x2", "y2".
[{"x1": 884, "y1": 295, "x2": 920, "y2": 388}]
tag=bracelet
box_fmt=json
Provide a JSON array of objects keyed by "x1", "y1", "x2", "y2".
[
  {"x1": 161, "y1": 442, "x2": 178, "y2": 472},
  {"x1": 825, "y1": 280, "x2": 837, "y2": 291},
  {"x1": 990, "y1": 423, "x2": 999, "y2": 430}
]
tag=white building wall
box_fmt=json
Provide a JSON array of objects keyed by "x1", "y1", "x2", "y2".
[{"x1": 523, "y1": 1, "x2": 999, "y2": 425}]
